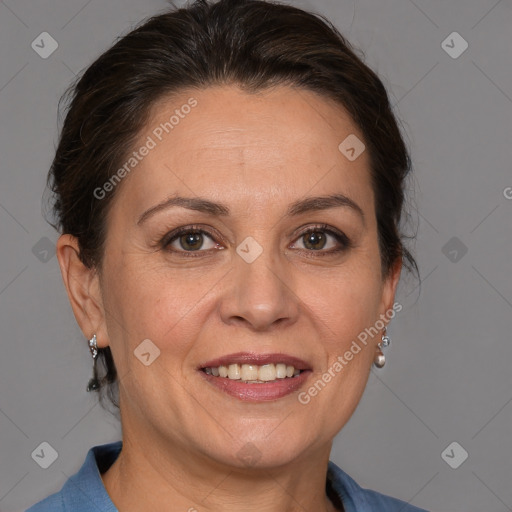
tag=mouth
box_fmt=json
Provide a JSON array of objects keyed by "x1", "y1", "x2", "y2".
[{"x1": 198, "y1": 352, "x2": 312, "y2": 401}]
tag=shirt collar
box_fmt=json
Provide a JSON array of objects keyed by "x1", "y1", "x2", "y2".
[{"x1": 60, "y1": 441, "x2": 121, "y2": 512}]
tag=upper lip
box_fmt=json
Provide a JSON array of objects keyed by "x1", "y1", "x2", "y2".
[{"x1": 199, "y1": 352, "x2": 312, "y2": 371}]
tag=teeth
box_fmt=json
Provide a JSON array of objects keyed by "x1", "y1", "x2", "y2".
[
  {"x1": 258, "y1": 364, "x2": 276, "y2": 382},
  {"x1": 241, "y1": 364, "x2": 258, "y2": 381},
  {"x1": 203, "y1": 363, "x2": 304, "y2": 382},
  {"x1": 276, "y1": 363, "x2": 287, "y2": 379},
  {"x1": 228, "y1": 363, "x2": 241, "y2": 380}
]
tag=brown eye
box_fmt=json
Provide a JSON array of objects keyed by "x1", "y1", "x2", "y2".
[
  {"x1": 177, "y1": 232, "x2": 205, "y2": 251},
  {"x1": 291, "y1": 225, "x2": 351, "y2": 254},
  {"x1": 163, "y1": 228, "x2": 219, "y2": 253},
  {"x1": 302, "y1": 231, "x2": 328, "y2": 250}
]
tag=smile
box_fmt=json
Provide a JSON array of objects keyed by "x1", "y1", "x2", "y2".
[
  {"x1": 198, "y1": 353, "x2": 312, "y2": 401},
  {"x1": 202, "y1": 363, "x2": 303, "y2": 383}
]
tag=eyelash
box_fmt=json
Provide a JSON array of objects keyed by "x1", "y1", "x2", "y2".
[{"x1": 160, "y1": 223, "x2": 352, "y2": 258}]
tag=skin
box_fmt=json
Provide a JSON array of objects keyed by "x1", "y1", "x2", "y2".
[{"x1": 57, "y1": 84, "x2": 401, "y2": 512}]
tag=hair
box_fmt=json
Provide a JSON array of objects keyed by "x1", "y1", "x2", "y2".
[{"x1": 46, "y1": 0, "x2": 419, "y2": 410}]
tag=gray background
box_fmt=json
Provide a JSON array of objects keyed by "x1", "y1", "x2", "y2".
[{"x1": 0, "y1": 0, "x2": 511, "y2": 510}]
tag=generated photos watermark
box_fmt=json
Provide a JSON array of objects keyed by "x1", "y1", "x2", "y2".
[
  {"x1": 93, "y1": 97, "x2": 198, "y2": 200},
  {"x1": 298, "y1": 301, "x2": 402, "y2": 405}
]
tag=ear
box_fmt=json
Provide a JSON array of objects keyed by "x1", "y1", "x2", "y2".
[
  {"x1": 378, "y1": 257, "x2": 402, "y2": 322},
  {"x1": 56, "y1": 234, "x2": 109, "y2": 349}
]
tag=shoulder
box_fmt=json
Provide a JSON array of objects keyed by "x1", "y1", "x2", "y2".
[
  {"x1": 358, "y1": 488, "x2": 429, "y2": 512},
  {"x1": 25, "y1": 492, "x2": 65, "y2": 512},
  {"x1": 327, "y1": 460, "x2": 430, "y2": 512},
  {"x1": 25, "y1": 441, "x2": 122, "y2": 512}
]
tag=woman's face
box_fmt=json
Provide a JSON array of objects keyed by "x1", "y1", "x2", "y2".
[{"x1": 67, "y1": 85, "x2": 400, "y2": 468}]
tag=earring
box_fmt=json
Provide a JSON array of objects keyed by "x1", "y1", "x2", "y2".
[
  {"x1": 86, "y1": 334, "x2": 100, "y2": 392},
  {"x1": 373, "y1": 327, "x2": 391, "y2": 369}
]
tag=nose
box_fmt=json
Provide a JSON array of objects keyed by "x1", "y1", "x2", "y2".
[{"x1": 219, "y1": 246, "x2": 300, "y2": 332}]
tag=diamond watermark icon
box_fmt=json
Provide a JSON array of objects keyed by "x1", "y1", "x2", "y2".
[
  {"x1": 441, "y1": 441, "x2": 468, "y2": 469},
  {"x1": 338, "y1": 134, "x2": 365, "y2": 162},
  {"x1": 236, "y1": 442, "x2": 262, "y2": 466},
  {"x1": 31, "y1": 32, "x2": 59, "y2": 59},
  {"x1": 31, "y1": 442, "x2": 59, "y2": 469},
  {"x1": 441, "y1": 32, "x2": 468, "y2": 59},
  {"x1": 442, "y1": 236, "x2": 468, "y2": 263},
  {"x1": 134, "y1": 339, "x2": 161, "y2": 366},
  {"x1": 32, "y1": 236, "x2": 56, "y2": 263},
  {"x1": 236, "y1": 236, "x2": 263, "y2": 264}
]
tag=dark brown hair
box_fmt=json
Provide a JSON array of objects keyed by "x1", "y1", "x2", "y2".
[{"x1": 46, "y1": 0, "x2": 418, "y2": 410}]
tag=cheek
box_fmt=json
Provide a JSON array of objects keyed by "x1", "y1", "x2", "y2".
[
  {"x1": 102, "y1": 263, "x2": 214, "y2": 364},
  {"x1": 303, "y1": 264, "x2": 383, "y2": 333},
  {"x1": 300, "y1": 265, "x2": 384, "y2": 395}
]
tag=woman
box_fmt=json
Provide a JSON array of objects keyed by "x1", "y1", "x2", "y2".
[{"x1": 27, "y1": 0, "x2": 426, "y2": 510}]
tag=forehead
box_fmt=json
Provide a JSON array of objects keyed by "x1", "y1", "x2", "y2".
[{"x1": 115, "y1": 84, "x2": 373, "y2": 217}]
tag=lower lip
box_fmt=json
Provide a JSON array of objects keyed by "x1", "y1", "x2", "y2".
[{"x1": 199, "y1": 370, "x2": 311, "y2": 401}]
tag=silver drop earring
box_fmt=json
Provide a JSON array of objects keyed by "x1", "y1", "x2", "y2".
[
  {"x1": 373, "y1": 327, "x2": 391, "y2": 369},
  {"x1": 87, "y1": 334, "x2": 100, "y2": 392}
]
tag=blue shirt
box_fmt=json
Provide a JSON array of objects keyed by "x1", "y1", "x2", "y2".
[{"x1": 26, "y1": 441, "x2": 428, "y2": 512}]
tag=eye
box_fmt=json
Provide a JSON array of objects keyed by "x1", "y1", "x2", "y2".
[
  {"x1": 162, "y1": 226, "x2": 221, "y2": 254},
  {"x1": 291, "y1": 224, "x2": 351, "y2": 254},
  {"x1": 160, "y1": 223, "x2": 351, "y2": 257}
]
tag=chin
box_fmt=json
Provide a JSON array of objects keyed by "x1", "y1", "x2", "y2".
[{"x1": 201, "y1": 429, "x2": 316, "y2": 470}]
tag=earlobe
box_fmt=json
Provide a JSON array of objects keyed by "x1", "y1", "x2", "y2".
[
  {"x1": 380, "y1": 257, "x2": 402, "y2": 317},
  {"x1": 56, "y1": 234, "x2": 108, "y2": 348}
]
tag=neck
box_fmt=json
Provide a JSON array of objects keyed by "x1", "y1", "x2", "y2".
[{"x1": 102, "y1": 431, "x2": 340, "y2": 512}]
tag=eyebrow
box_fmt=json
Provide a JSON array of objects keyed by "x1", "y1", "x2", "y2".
[{"x1": 136, "y1": 193, "x2": 365, "y2": 226}]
